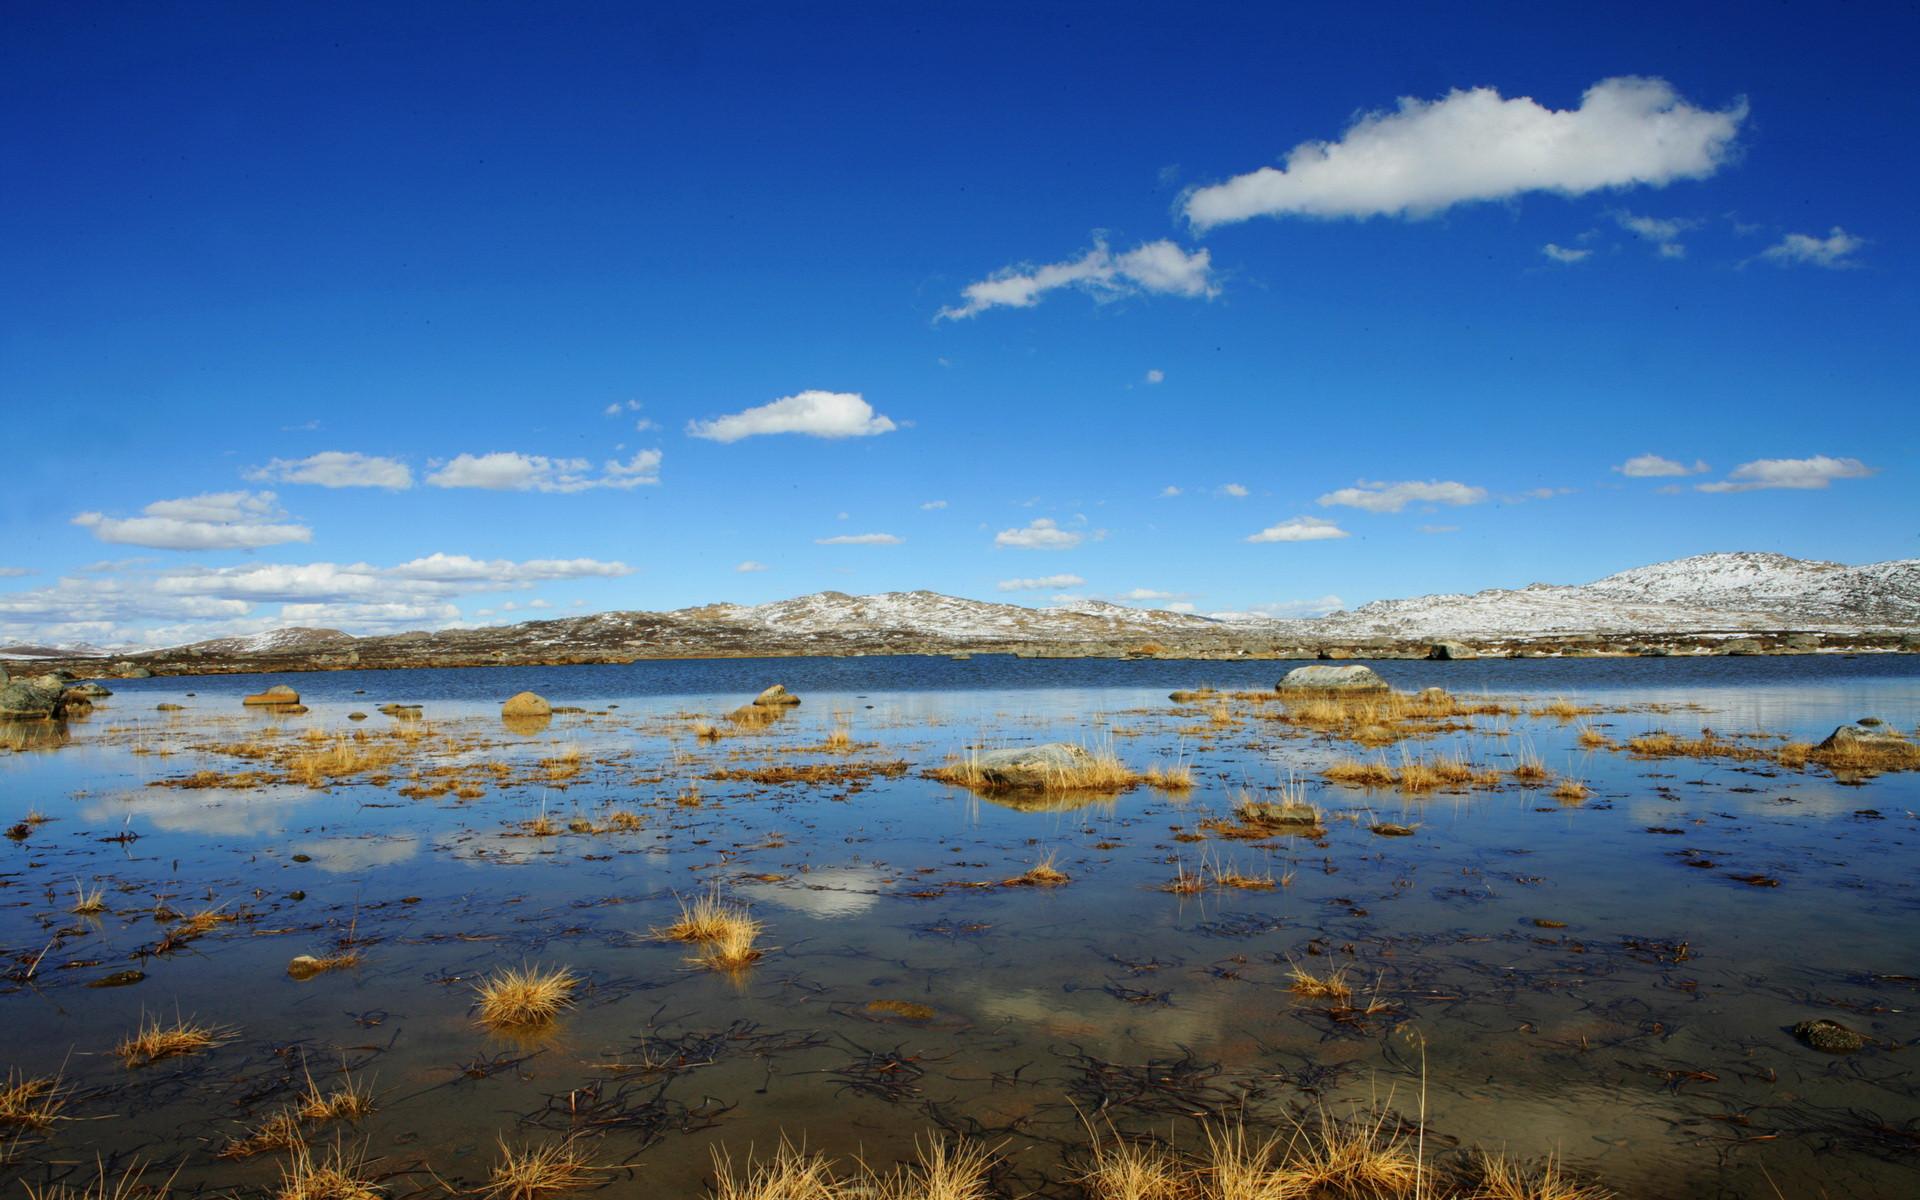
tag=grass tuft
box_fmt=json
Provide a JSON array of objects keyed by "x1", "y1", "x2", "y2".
[
  {"x1": 481, "y1": 1138, "x2": 600, "y2": 1200},
  {"x1": 115, "y1": 1015, "x2": 227, "y2": 1068},
  {"x1": 475, "y1": 964, "x2": 579, "y2": 1029}
]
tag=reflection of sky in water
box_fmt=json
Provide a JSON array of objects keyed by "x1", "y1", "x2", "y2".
[{"x1": 4, "y1": 654, "x2": 1918, "y2": 1200}]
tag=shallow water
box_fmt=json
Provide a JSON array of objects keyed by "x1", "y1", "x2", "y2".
[{"x1": 3, "y1": 654, "x2": 1917, "y2": 1198}]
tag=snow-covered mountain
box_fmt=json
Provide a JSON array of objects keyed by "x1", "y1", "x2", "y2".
[
  {"x1": 1303, "y1": 552, "x2": 1920, "y2": 638},
  {"x1": 684, "y1": 590, "x2": 1219, "y2": 641}
]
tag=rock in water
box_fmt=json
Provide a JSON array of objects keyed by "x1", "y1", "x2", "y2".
[
  {"x1": 0, "y1": 676, "x2": 68, "y2": 720},
  {"x1": 968, "y1": 743, "x2": 1094, "y2": 789},
  {"x1": 287, "y1": 955, "x2": 325, "y2": 980},
  {"x1": 1817, "y1": 723, "x2": 1908, "y2": 752},
  {"x1": 752, "y1": 684, "x2": 802, "y2": 707},
  {"x1": 1427, "y1": 642, "x2": 1477, "y2": 661},
  {"x1": 65, "y1": 682, "x2": 113, "y2": 698},
  {"x1": 1793, "y1": 1018, "x2": 1866, "y2": 1054},
  {"x1": 243, "y1": 684, "x2": 300, "y2": 706},
  {"x1": 1276, "y1": 664, "x2": 1389, "y2": 693},
  {"x1": 501, "y1": 691, "x2": 552, "y2": 718}
]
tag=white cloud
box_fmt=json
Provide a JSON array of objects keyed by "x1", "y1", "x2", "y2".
[
  {"x1": 1317, "y1": 479, "x2": 1487, "y2": 513},
  {"x1": 994, "y1": 518, "x2": 1083, "y2": 550},
  {"x1": 1160, "y1": 485, "x2": 1183, "y2": 497},
  {"x1": 1120, "y1": 587, "x2": 1190, "y2": 602},
  {"x1": 1184, "y1": 77, "x2": 1745, "y2": 228},
  {"x1": 1615, "y1": 453, "x2": 1708, "y2": 478},
  {"x1": 246, "y1": 451, "x2": 413, "y2": 489},
  {"x1": 1542, "y1": 244, "x2": 1592, "y2": 263},
  {"x1": 1219, "y1": 482, "x2": 1249, "y2": 497},
  {"x1": 1144, "y1": 368, "x2": 1165, "y2": 384},
  {"x1": 920, "y1": 499, "x2": 948, "y2": 510},
  {"x1": 814, "y1": 533, "x2": 903, "y2": 545},
  {"x1": 939, "y1": 238, "x2": 1217, "y2": 319},
  {"x1": 72, "y1": 491, "x2": 312, "y2": 551},
  {"x1": 1165, "y1": 601, "x2": 1197, "y2": 613},
  {"x1": 998, "y1": 574, "x2": 1085, "y2": 591},
  {"x1": 735, "y1": 560, "x2": 770, "y2": 572},
  {"x1": 1418, "y1": 524, "x2": 1459, "y2": 535},
  {"x1": 687, "y1": 390, "x2": 896, "y2": 442},
  {"x1": 1760, "y1": 227, "x2": 1864, "y2": 268},
  {"x1": 0, "y1": 567, "x2": 31, "y2": 578},
  {"x1": 1246, "y1": 516, "x2": 1349, "y2": 543},
  {"x1": 425, "y1": 450, "x2": 660, "y2": 491},
  {"x1": 1697, "y1": 455, "x2": 1876, "y2": 493},
  {"x1": 1210, "y1": 594, "x2": 1346, "y2": 618}
]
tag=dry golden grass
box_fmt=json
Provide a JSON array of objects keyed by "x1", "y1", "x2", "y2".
[
  {"x1": 1276, "y1": 689, "x2": 1517, "y2": 746},
  {"x1": 276, "y1": 1140, "x2": 383, "y2": 1200},
  {"x1": 1208, "y1": 859, "x2": 1277, "y2": 891},
  {"x1": 22, "y1": 1159, "x2": 177, "y2": 1200},
  {"x1": 1797, "y1": 734, "x2": 1920, "y2": 773},
  {"x1": 115, "y1": 1015, "x2": 227, "y2": 1067},
  {"x1": 823, "y1": 725, "x2": 854, "y2": 754},
  {"x1": 658, "y1": 889, "x2": 738, "y2": 942},
  {"x1": 1532, "y1": 698, "x2": 1598, "y2": 720},
  {"x1": 1550, "y1": 778, "x2": 1591, "y2": 803},
  {"x1": 1208, "y1": 704, "x2": 1236, "y2": 727},
  {"x1": 1161, "y1": 859, "x2": 1208, "y2": 895},
  {"x1": 1287, "y1": 961, "x2": 1354, "y2": 1001},
  {"x1": 474, "y1": 964, "x2": 579, "y2": 1029},
  {"x1": 604, "y1": 807, "x2": 643, "y2": 831},
  {"x1": 872, "y1": 1135, "x2": 995, "y2": 1200},
  {"x1": 928, "y1": 743, "x2": 1140, "y2": 797},
  {"x1": 1143, "y1": 761, "x2": 1195, "y2": 792},
  {"x1": 1323, "y1": 759, "x2": 1396, "y2": 788},
  {"x1": 523, "y1": 813, "x2": 560, "y2": 837},
  {"x1": 693, "y1": 722, "x2": 723, "y2": 741},
  {"x1": 172, "y1": 906, "x2": 238, "y2": 938},
  {"x1": 1575, "y1": 724, "x2": 1611, "y2": 749},
  {"x1": 287, "y1": 738, "x2": 403, "y2": 788},
  {"x1": 297, "y1": 1068, "x2": 375, "y2": 1123},
  {"x1": 1471, "y1": 1152, "x2": 1612, "y2": 1200},
  {"x1": 676, "y1": 784, "x2": 705, "y2": 807},
  {"x1": 0, "y1": 1070, "x2": 70, "y2": 1129},
  {"x1": 70, "y1": 879, "x2": 106, "y2": 915},
  {"x1": 481, "y1": 1138, "x2": 601, "y2": 1200},
  {"x1": 1006, "y1": 851, "x2": 1069, "y2": 887},
  {"x1": 709, "y1": 1140, "x2": 839, "y2": 1200},
  {"x1": 1080, "y1": 1135, "x2": 1187, "y2": 1200},
  {"x1": 219, "y1": 1109, "x2": 304, "y2": 1159},
  {"x1": 692, "y1": 917, "x2": 767, "y2": 972},
  {"x1": 1509, "y1": 749, "x2": 1551, "y2": 784}
]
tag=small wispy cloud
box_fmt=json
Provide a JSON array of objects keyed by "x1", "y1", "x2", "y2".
[
  {"x1": 1144, "y1": 368, "x2": 1165, "y2": 384},
  {"x1": 72, "y1": 491, "x2": 312, "y2": 551},
  {"x1": 1759, "y1": 227, "x2": 1864, "y2": 268},
  {"x1": 994, "y1": 518, "x2": 1083, "y2": 550},
  {"x1": 425, "y1": 450, "x2": 661, "y2": 491},
  {"x1": 246, "y1": 451, "x2": 413, "y2": 490},
  {"x1": 1318, "y1": 479, "x2": 1487, "y2": 513},
  {"x1": 939, "y1": 238, "x2": 1216, "y2": 319},
  {"x1": 688, "y1": 390, "x2": 897, "y2": 442},
  {"x1": 997, "y1": 574, "x2": 1085, "y2": 591},
  {"x1": 1614, "y1": 453, "x2": 1709, "y2": 478},
  {"x1": 735, "y1": 560, "x2": 769, "y2": 572},
  {"x1": 1246, "y1": 516, "x2": 1348, "y2": 543},
  {"x1": 1541, "y1": 243, "x2": 1591, "y2": 264},
  {"x1": 1218, "y1": 482, "x2": 1249, "y2": 498},
  {"x1": 814, "y1": 532, "x2": 903, "y2": 545},
  {"x1": 920, "y1": 499, "x2": 948, "y2": 510}
]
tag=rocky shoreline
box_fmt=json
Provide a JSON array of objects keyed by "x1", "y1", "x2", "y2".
[{"x1": 5, "y1": 624, "x2": 1916, "y2": 682}]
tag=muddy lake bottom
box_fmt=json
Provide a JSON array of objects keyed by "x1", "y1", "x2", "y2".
[{"x1": 2, "y1": 654, "x2": 1918, "y2": 1198}]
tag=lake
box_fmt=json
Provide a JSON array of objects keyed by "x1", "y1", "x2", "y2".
[{"x1": 2, "y1": 654, "x2": 1916, "y2": 1198}]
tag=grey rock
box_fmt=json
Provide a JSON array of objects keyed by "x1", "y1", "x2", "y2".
[
  {"x1": 64, "y1": 682, "x2": 112, "y2": 698},
  {"x1": 1816, "y1": 723, "x2": 1909, "y2": 752},
  {"x1": 1720, "y1": 638, "x2": 1764, "y2": 656},
  {"x1": 1427, "y1": 642, "x2": 1477, "y2": 661},
  {"x1": 1277, "y1": 664, "x2": 1389, "y2": 693},
  {"x1": 0, "y1": 677, "x2": 66, "y2": 720},
  {"x1": 243, "y1": 684, "x2": 300, "y2": 706},
  {"x1": 752, "y1": 684, "x2": 802, "y2": 707}
]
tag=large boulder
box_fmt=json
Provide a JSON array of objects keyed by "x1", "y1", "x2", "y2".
[
  {"x1": 968, "y1": 743, "x2": 1094, "y2": 789},
  {"x1": 0, "y1": 676, "x2": 66, "y2": 720},
  {"x1": 752, "y1": 684, "x2": 802, "y2": 707},
  {"x1": 1277, "y1": 664, "x2": 1389, "y2": 693},
  {"x1": 65, "y1": 682, "x2": 113, "y2": 698},
  {"x1": 1719, "y1": 638, "x2": 1764, "y2": 656},
  {"x1": 501, "y1": 691, "x2": 551, "y2": 719},
  {"x1": 115, "y1": 662, "x2": 154, "y2": 678},
  {"x1": 242, "y1": 684, "x2": 300, "y2": 706},
  {"x1": 1427, "y1": 642, "x2": 1477, "y2": 661}
]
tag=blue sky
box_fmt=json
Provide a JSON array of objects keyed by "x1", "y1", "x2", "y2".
[{"x1": 3, "y1": 1, "x2": 1915, "y2": 647}]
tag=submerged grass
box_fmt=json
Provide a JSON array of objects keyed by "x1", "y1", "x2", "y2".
[{"x1": 115, "y1": 1015, "x2": 228, "y2": 1068}]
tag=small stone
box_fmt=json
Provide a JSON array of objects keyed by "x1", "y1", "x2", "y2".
[
  {"x1": 242, "y1": 684, "x2": 300, "y2": 706},
  {"x1": 1793, "y1": 1018, "x2": 1866, "y2": 1054},
  {"x1": 287, "y1": 955, "x2": 325, "y2": 980},
  {"x1": 752, "y1": 684, "x2": 802, "y2": 707}
]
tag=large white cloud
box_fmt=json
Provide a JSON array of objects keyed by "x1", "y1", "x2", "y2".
[
  {"x1": 994, "y1": 518, "x2": 1083, "y2": 550},
  {"x1": 426, "y1": 449, "x2": 661, "y2": 492},
  {"x1": 1317, "y1": 480, "x2": 1487, "y2": 513},
  {"x1": 939, "y1": 238, "x2": 1216, "y2": 319},
  {"x1": 1759, "y1": 227, "x2": 1864, "y2": 268},
  {"x1": 687, "y1": 391, "x2": 896, "y2": 442},
  {"x1": 1697, "y1": 455, "x2": 1875, "y2": 493},
  {"x1": 1246, "y1": 516, "x2": 1349, "y2": 543},
  {"x1": 72, "y1": 491, "x2": 312, "y2": 550},
  {"x1": 1184, "y1": 77, "x2": 1745, "y2": 228},
  {"x1": 246, "y1": 451, "x2": 413, "y2": 489}
]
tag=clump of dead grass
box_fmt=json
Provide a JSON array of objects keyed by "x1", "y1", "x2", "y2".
[
  {"x1": 1005, "y1": 851, "x2": 1069, "y2": 887},
  {"x1": 474, "y1": 964, "x2": 579, "y2": 1030},
  {"x1": 1143, "y1": 760, "x2": 1195, "y2": 792},
  {"x1": 276, "y1": 1140, "x2": 383, "y2": 1200},
  {"x1": 115, "y1": 1015, "x2": 229, "y2": 1068},
  {"x1": 0, "y1": 1069, "x2": 71, "y2": 1130},
  {"x1": 481, "y1": 1137, "x2": 601, "y2": 1200}
]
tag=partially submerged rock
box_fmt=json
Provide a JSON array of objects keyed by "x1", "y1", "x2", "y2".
[
  {"x1": 967, "y1": 743, "x2": 1096, "y2": 790},
  {"x1": 752, "y1": 684, "x2": 802, "y2": 707},
  {"x1": 65, "y1": 681, "x2": 113, "y2": 698},
  {"x1": 243, "y1": 684, "x2": 300, "y2": 706},
  {"x1": 1277, "y1": 664, "x2": 1389, "y2": 693},
  {"x1": 1794, "y1": 1018, "x2": 1866, "y2": 1054},
  {"x1": 501, "y1": 691, "x2": 551, "y2": 719},
  {"x1": 1817, "y1": 722, "x2": 1908, "y2": 752},
  {"x1": 286, "y1": 955, "x2": 325, "y2": 981},
  {"x1": 1427, "y1": 642, "x2": 1477, "y2": 661},
  {"x1": 156, "y1": 702, "x2": 185, "y2": 712},
  {"x1": 1238, "y1": 801, "x2": 1322, "y2": 830},
  {"x1": 379, "y1": 703, "x2": 423, "y2": 719}
]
